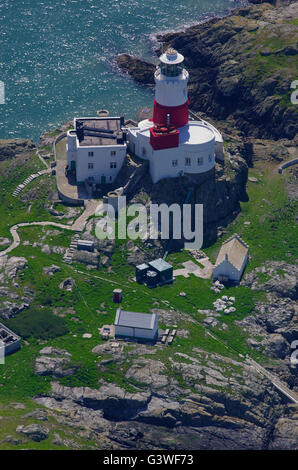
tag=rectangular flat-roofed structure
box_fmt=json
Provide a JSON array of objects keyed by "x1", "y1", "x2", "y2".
[
  {"x1": 0, "y1": 323, "x2": 21, "y2": 357},
  {"x1": 77, "y1": 239, "x2": 94, "y2": 252},
  {"x1": 136, "y1": 263, "x2": 149, "y2": 283},
  {"x1": 66, "y1": 116, "x2": 127, "y2": 185},
  {"x1": 148, "y1": 258, "x2": 173, "y2": 286},
  {"x1": 114, "y1": 308, "x2": 158, "y2": 341},
  {"x1": 76, "y1": 117, "x2": 125, "y2": 147}
]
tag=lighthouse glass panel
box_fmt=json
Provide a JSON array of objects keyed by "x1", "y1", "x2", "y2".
[{"x1": 160, "y1": 62, "x2": 183, "y2": 77}]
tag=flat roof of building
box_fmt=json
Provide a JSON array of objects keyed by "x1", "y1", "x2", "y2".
[
  {"x1": 115, "y1": 309, "x2": 157, "y2": 330},
  {"x1": 179, "y1": 122, "x2": 215, "y2": 146},
  {"x1": 132, "y1": 120, "x2": 215, "y2": 147},
  {"x1": 74, "y1": 117, "x2": 125, "y2": 147},
  {"x1": 149, "y1": 258, "x2": 172, "y2": 272},
  {"x1": 136, "y1": 263, "x2": 149, "y2": 270},
  {"x1": 0, "y1": 323, "x2": 20, "y2": 345}
]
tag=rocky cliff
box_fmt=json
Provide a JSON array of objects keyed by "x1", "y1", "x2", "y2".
[
  {"x1": 117, "y1": 2, "x2": 298, "y2": 140},
  {"x1": 33, "y1": 349, "x2": 297, "y2": 450},
  {"x1": 0, "y1": 139, "x2": 35, "y2": 161}
]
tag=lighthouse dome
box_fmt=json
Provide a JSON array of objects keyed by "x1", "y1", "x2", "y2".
[{"x1": 160, "y1": 48, "x2": 184, "y2": 65}]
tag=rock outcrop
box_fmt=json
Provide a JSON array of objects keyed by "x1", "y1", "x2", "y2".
[
  {"x1": 239, "y1": 262, "x2": 298, "y2": 389},
  {"x1": 16, "y1": 424, "x2": 49, "y2": 442},
  {"x1": 34, "y1": 352, "x2": 298, "y2": 449},
  {"x1": 117, "y1": 2, "x2": 298, "y2": 140},
  {"x1": 0, "y1": 139, "x2": 35, "y2": 161},
  {"x1": 35, "y1": 347, "x2": 76, "y2": 378}
]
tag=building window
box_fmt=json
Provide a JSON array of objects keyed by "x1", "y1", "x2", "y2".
[
  {"x1": 88, "y1": 151, "x2": 94, "y2": 157},
  {"x1": 110, "y1": 162, "x2": 117, "y2": 169},
  {"x1": 88, "y1": 162, "x2": 94, "y2": 169},
  {"x1": 208, "y1": 154, "x2": 213, "y2": 162},
  {"x1": 110, "y1": 176, "x2": 112, "y2": 181},
  {"x1": 198, "y1": 157, "x2": 204, "y2": 166},
  {"x1": 185, "y1": 157, "x2": 191, "y2": 166},
  {"x1": 111, "y1": 151, "x2": 116, "y2": 156},
  {"x1": 172, "y1": 160, "x2": 178, "y2": 167}
]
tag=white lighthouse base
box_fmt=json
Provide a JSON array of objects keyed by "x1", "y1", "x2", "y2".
[{"x1": 128, "y1": 120, "x2": 224, "y2": 184}]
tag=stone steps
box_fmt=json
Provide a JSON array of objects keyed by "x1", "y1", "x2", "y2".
[
  {"x1": 12, "y1": 169, "x2": 50, "y2": 197},
  {"x1": 63, "y1": 234, "x2": 80, "y2": 264}
]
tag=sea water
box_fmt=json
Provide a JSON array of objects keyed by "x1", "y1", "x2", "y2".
[{"x1": 0, "y1": 0, "x2": 246, "y2": 142}]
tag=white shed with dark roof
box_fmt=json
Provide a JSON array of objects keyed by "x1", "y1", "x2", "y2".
[
  {"x1": 114, "y1": 308, "x2": 158, "y2": 341},
  {"x1": 213, "y1": 234, "x2": 249, "y2": 283}
]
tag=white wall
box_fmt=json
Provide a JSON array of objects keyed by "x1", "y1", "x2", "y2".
[
  {"x1": 67, "y1": 132, "x2": 77, "y2": 166},
  {"x1": 213, "y1": 257, "x2": 248, "y2": 283},
  {"x1": 115, "y1": 325, "x2": 134, "y2": 337},
  {"x1": 115, "y1": 325, "x2": 157, "y2": 340},
  {"x1": 67, "y1": 129, "x2": 127, "y2": 184},
  {"x1": 76, "y1": 146, "x2": 126, "y2": 184},
  {"x1": 154, "y1": 69, "x2": 189, "y2": 107},
  {"x1": 150, "y1": 145, "x2": 215, "y2": 183},
  {"x1": 128, "y1": 121, "x2": 219, "y2": 184}
]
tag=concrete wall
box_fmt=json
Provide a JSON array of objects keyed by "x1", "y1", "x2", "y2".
[
  {"x1": 4, "y1": 339, "x2": 21, "y2": 356},
  {"x1": 115, "y1": 323, "x2": 157, "y2": 340},
  {"x1": 128, "y1": 121, "x2": 216, "y2": 184},
  {"x1": 115, "y1": 325, "x2": 135, "y2": 337},
  {"x1": 76, "y1": 145, "x2": 126, "y2": 184},
  {"x1": 0, "y1": 324, "x2": 21, "y2": 356},
  {"x1": 66, "y1": 131, "x2": 126, "y2": 184}
]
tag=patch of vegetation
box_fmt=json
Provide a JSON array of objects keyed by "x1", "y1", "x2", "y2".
[
  {"x1": 0, "y1": 152, "x2": 63, "y2": 249},
  {"x1": 256, "y1": 272, "x2": 271, "y2": 283},
  {"x1": 4, "y1": 306, "x2": 69, "y2": 340}
]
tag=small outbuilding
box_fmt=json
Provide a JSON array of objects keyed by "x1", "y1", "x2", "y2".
[
  {"x1": 136, "y1": 258, "x2": 173, "y2": 288},
  {"x1": 114, "y1": 308, "x2": 158, "y2": 341},
  {"x1": 148, "y1": 258, "x2": 173, "y2": 286},
  {"x1": 136, "y1": 263, "x2": 149, "y2": 284},
  {"x1": 77, "y1": 239, "x2": 94, "y2": 252},
  {"x1": 0, "y1": 323, "x2": 21, "y2": 357},
  {"x1": 112, "y1": 288, "x2": 123, "y2": 303},
  {"x1": 213, "y1": 234, "x2": 249, "y2": 284}
]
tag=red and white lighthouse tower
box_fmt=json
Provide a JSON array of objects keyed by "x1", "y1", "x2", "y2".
[
  {"x1": 150, "y1": 48, "x2": 189, "y2": 150},
  {"x1": 127, "y1": 47, "x2": 223, "y2": 184}
]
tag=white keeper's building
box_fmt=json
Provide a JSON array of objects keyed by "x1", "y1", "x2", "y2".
[
  {"x1": 66, "y1": 116, "x2": 127, "y2": 185},
  {"x1": 213, "y1": 234, "x2": 249, "y2": 283}
]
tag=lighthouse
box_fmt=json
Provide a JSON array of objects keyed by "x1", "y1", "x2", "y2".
[
  {"x1": 153, "y1": 49, "x2": 189, "y2": 128},
  {"x1": 149, "y1": 48, "x2": 189, "y2": 151},
  {"x1": 128, "y1": 48, "x2": 224, "y2": 184}
]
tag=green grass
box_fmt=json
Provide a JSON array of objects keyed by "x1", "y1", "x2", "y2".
[
  {"x1": 204, "y1": 164, "x2": 298, "y2": 269},
  {"x1": 285, "y1": 19, "x2": 298, "y2": 26},
  {"x1": 0, "y1": 153, "x2": 62, "y2": 247},
  {"x1": 4, "y1": 306, "x2": 69, "y2": 340},
  {"x1": 0, "y1": 149, "x2": 295, "y2": 432},
  {"x1": 241, "y1": 19, "x2": 298, "y2": 111},
  {"x1": 19, "y1": 225, "x2": 73, "y2": 248}
]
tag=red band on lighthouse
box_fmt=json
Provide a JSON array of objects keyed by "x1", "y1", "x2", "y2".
[{"x1": 153, "y1": 99, "x2": 189, "y2": 129}]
